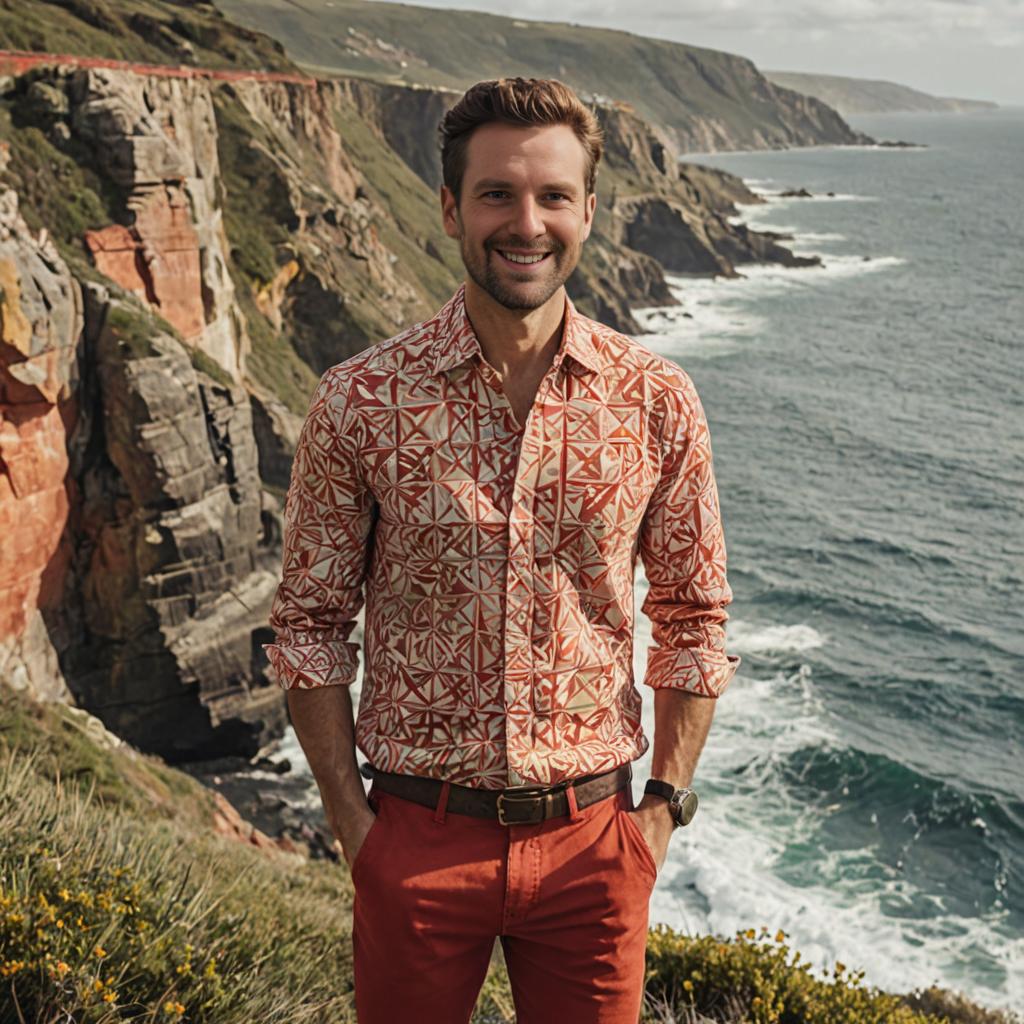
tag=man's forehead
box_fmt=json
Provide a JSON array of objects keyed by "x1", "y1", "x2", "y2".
[{"x1": 464, "y1": 123, "x2": 587, "y2": 187}]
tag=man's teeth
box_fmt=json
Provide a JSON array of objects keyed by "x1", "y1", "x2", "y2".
[{"x1": 499, "y1": 251, "x2": 549, "y2": 264}]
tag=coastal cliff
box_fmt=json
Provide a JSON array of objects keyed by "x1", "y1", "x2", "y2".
[
  {"x1": 763, "y1": 70, "x2": 998, "y2": 115},
  {"x1": 1, "y1": 1, "x2": 827, "y2": 761},
  {"x1": 219, "y1": 0, "x2": 874, "y2": 154}
]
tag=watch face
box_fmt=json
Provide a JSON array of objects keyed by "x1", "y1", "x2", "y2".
[{"x1": 671, "y1": 789, "x2": 699, "y2": 826}]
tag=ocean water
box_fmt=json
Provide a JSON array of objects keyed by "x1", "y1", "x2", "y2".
[
  {"x1": 277, "y1": 109, "x2": 1024, "y2": 1011},
  {"x1": 628, "y1": 109, "x2": 1023, "y2": 1010}
]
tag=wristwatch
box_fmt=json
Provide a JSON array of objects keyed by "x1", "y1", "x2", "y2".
[{"x1": 644, "y1": 778, "x2": 699, "y2": 829}]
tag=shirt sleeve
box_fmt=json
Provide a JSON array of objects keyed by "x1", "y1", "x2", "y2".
[
  {"x1": 261, "y1": 369, "x2": 377, "y2": 690},
  {"x1": 637, "y1": 371, "x2": 741, "y2": 697}
]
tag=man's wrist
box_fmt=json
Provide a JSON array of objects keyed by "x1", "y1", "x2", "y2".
[{"x1": 644, "y1": 778, "x2": 699, "y2": 828}]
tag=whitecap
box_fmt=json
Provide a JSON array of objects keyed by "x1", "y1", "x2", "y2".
[{"x1": 728, "y1": 620, "x2": 827, "y2": 655}]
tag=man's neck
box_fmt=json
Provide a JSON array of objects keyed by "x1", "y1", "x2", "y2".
[{"x1": 462, "y1": 278, "x2": 568, "y2": 382}]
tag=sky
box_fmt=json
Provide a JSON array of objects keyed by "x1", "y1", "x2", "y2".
[{"x1": 373, "y1": 0, "x2": 1024, "y2": 105}]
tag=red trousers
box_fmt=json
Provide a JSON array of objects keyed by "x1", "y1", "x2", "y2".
[{"x1": 351, "y1": 775, "x2": 657, "y2": 1023}]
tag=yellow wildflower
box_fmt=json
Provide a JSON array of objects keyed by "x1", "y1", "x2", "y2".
[
  {"x1": 94, "y1": 946, "x2": 107, "y2": 958},
  {"x1": 103, "y1": 992, "x2": 118, "y2": 1003},
  {"x1": 775, "y1": 929, "x2": 786, "y2": 943},
  {"x1": 56, "y1": 961, "x2": 71, "y2": 976},
  {"x1": 93, "y1": 978, "x2": 105, "y2": 991}
]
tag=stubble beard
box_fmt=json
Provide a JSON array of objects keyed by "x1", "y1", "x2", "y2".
[{"x1": 458, "y1": 224, "x2": 581, "y2": 312}]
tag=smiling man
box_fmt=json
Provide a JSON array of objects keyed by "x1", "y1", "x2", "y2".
[{"x1": 264, "y1": 78, "x2": 740, "y2": 1023}]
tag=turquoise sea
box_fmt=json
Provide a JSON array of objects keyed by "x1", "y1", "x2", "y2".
[{"x1": 628, "y1": 108, "x2": 1023, "y2": 1010}]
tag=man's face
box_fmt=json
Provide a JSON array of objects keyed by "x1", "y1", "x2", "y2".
[{"x1": 441, "y1": 122, "x2": 597, "y2": 311}]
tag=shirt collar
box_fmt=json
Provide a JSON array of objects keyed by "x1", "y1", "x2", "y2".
[{"x1": 428, "y1": 283, "x2": 609, "y2": 378}]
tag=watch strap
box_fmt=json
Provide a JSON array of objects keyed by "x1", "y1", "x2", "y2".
[{"x1": 644, "y1": 778, "x2": 677, "y2": 802}]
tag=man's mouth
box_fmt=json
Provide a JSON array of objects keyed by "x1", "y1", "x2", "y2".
[{"x1": 494, "y1": 249, "x2": 552, "y2": 266}]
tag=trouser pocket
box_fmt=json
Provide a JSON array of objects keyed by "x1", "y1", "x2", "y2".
[
  {"x1": 617, "y1": 799, "x2": 658, "y2": 885},
  {"x1": 350, "y1": 789, "x2": 386, "y2": 887}
]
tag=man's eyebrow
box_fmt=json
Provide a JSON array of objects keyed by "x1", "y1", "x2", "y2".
[{"x1": 472, "y1": 178, "x2": 579, "y2": 194}]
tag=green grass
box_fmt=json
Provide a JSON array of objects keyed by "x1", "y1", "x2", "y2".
[
  {"x1": 1, "y1": 682, "x2": 1016, "y2": 1024},
  {"x1": 0, "y1": 98, "x2": 119, "y2": 275},
  {"x1": 188, "y1": 346, "x2": 235, "y2": 390},
  {"x1": 215, "y1": 0, "x2": 863, "y2": 151},
  {"x1": 327, "y1": 98, "x2": 461, "y2": 306},
  {"x1": 0, "y1": 0, "x2": 297, "y2": 73},
  {"x1": 228, "y1": 262, "x2": 319, "y2": 417},
  {"x1": 212, "y1": 93, "x2": 295, "y2": 288}
]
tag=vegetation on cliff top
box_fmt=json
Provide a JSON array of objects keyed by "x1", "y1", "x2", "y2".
[
  {"x1": 2, "y1": 681, "x2": 1017, "y2": 1024},
  {"x1": 216, "y1": 0, "x2": 870, "y2": 153},
  {"x1": 0, "y1": 0, "x2": 297, "y2": 74}
]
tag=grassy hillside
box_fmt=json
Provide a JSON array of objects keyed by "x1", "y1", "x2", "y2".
[
  {"x1": 214, "y1": 0, "x2": 870, "y2": 152},
  {"x1": 2, "y1": 681, "x2": 1017, "y2": 1023},
  {"x1": 0, "y1": 0, "x2": 297, "y2": 71},
  {"x1": 763, "y1": 71, "x2": 998, "y2": 115}
]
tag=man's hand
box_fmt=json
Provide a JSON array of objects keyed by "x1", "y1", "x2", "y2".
[
  {"x1": 329, "y1": 800, "x2": 378, "y2": 870},
  {"x1": 625, "y1": 793, "x2": 677, "y2": 875}
]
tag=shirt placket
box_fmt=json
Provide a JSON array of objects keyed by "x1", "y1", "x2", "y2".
[{"x1": 478, "y1": 354, "x2": 567, "y2": 788}]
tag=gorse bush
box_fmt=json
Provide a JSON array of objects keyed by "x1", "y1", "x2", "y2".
[
  {"x1": 640, "y1": 925, "x2": 1018, "y2": 1024},
  {"x1": 0, "y1": 742, "x2": 358, "y2": 1024}
]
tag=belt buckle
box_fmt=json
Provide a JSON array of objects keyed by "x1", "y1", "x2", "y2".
[
  {"x1": 496, "y1": 787, "x2": 548, "y2": 826},
  {"x1": 496, "y1": 782, "x2": 568, "y2": 826}
]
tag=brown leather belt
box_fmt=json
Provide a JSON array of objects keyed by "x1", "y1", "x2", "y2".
[{"x1": 359, "y1": 761, "x2": 632, "y2": 826}]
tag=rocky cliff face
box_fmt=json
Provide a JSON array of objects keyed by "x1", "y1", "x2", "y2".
[
  {"x1": 0, "y1": 49, "x2": 820, "y2": 760},
  {"x1": 0, "y1": 125, "x2": 287, "y2": 758},
  {"x1": 0, "y1": 161, "x2": 81, "y2": 705},
  {"x1": 61, "y1": 286, "x2": 285, "y2": 762},
  {"x1": 28, "y1": 64, "x2": 250, "y2": 381}
]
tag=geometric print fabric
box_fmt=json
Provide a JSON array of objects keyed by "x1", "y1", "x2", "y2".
[{"x1": 264, "y1": 283, "x2": 740, "y2": 789}]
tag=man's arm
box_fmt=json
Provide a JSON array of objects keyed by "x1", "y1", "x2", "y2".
[
  {"x1": 630, "y1": 372, "x2": 741, "y2": 867},
  {"x1": 285, "y1": 685, "x2": 370, "y2": 866},
  {"x1": 262, "y1": 369, "x2": 378, "y2": 866},
  {"x1": 648, "y1": 688, "x2": 716, "y2": 790}
]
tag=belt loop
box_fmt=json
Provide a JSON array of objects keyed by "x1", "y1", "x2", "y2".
[
  {"x1": 433, "y1": 780, "x2": 451, "y2": 824},
  {"x1": 565, "y1": 782, "x2": 584, "y2": 823}
]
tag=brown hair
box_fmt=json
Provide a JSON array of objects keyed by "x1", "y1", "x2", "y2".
[{"x1": 438, "y1": 77, "x2": 604, "y2": 203}]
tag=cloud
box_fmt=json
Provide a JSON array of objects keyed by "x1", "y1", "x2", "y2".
[{"x1": 428, "y1": 0, "x2": 1023, "y2": 49}]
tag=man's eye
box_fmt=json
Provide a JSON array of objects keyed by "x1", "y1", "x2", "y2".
[
  {"x1": 484, "y1": 191, "x2": 509, "y2": 199},
  {"x1": 545, "y1": 193, "x2": 568, "y2": 201}
]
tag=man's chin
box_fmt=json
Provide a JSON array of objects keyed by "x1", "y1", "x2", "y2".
[
  {"x1": 487, "y1": 287, "x2": 555, "y2": 311},
  {"x1": 478, "y1": 270, "x2": 568, "y2": 311}
]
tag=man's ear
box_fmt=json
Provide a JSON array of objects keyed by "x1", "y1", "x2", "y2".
[
  {"x1": 580, "y1": 190, "x2": 598, "y2": 243},
  {"x1": 440, "y1": 185, "x2": 461, "y2": 240}
]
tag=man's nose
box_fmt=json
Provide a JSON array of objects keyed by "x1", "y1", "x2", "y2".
[{"x1": 508, "y1": 195, "x2": 545, "y2": 240}]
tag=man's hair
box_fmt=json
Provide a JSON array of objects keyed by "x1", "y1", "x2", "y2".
[{"x1": 438, "y1": 77, "x2": 604, "y2": 203}]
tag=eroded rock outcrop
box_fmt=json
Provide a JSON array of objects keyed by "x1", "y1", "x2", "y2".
[
  {"x1": 22, "y1": 64, "x2": 250, "y2": 380},
  {"x1": 53, "y1": 287, "x2": 284, "y2": 761},
  {"x1": 0, "y1": 162, "x2": 81, "y2": 704}
]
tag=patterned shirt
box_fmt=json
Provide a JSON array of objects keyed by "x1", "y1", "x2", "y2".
[{"x1": 263, "y1": 283, "x2": 740, "y2": 789}]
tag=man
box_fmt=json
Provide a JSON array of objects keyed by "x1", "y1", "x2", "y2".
[{"x1": 263, "y1": 77, "x2": 740, "y2": 1023}]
